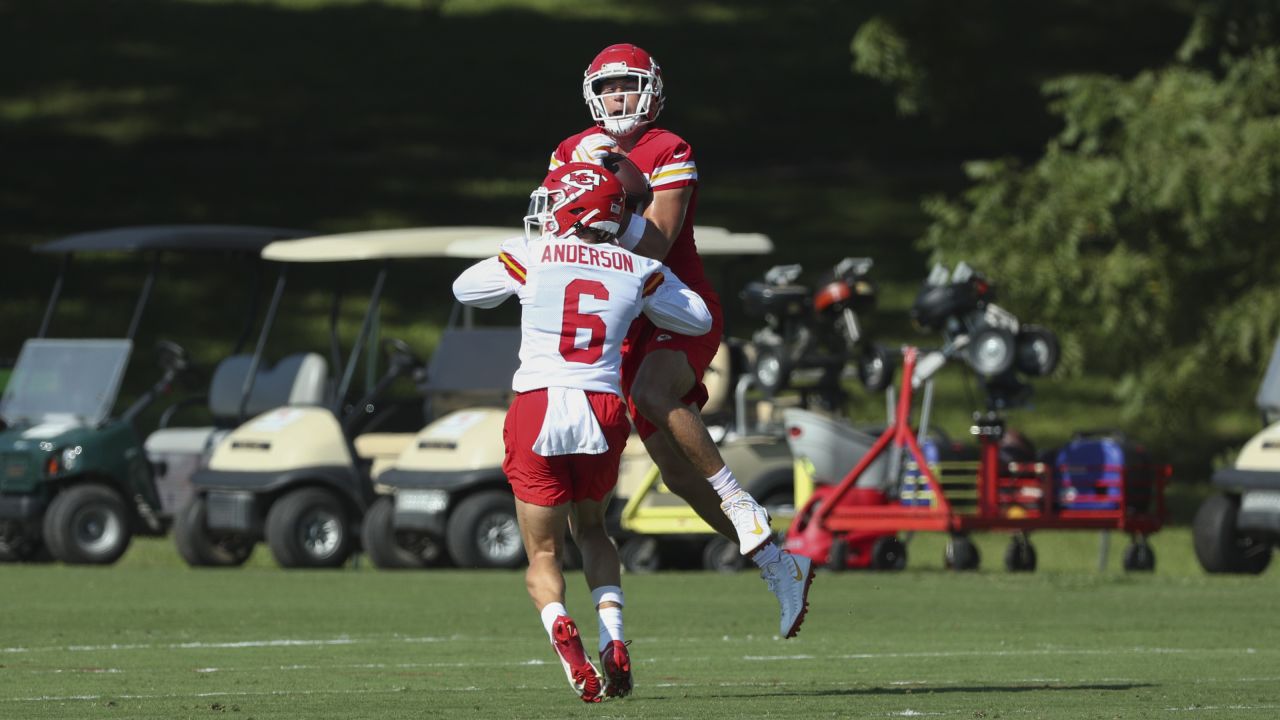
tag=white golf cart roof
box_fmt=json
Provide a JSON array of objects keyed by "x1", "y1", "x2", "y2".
[
  {"x1": 261, "y1": 227, "x2": 516, "y2": 262},
  {"x1": 262, "y1": 225, "x2": 773, "y2": 263},
  {"x1": 443, "y1": 225, "x2": 774, "y2": 259}
]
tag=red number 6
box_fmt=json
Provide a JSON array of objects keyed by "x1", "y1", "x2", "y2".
[{"x1": 559, "y1": 278, "x2": 609, "y2": 363}]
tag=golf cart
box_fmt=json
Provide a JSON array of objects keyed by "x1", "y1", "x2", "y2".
[
  {"x1": 1193, "y1": 334, "x2": 1280, "y2": 574},
  {"x1": 360, "y1": 227, "x2": 790, "y2": 571},
  {"x1": 180, "y1": 227, "x2": 519, "y2": 569},
  {"x1": 0, "y1": 225, "x2": 306, "y2": 564}
]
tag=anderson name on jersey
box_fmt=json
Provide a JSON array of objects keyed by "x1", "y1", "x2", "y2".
[{"x1": 452, "y1": 235, "x2": 711, "y2": 397}]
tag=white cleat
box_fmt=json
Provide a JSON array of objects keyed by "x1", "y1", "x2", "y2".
[
  {"x1": 761, "y1": 551, "x2": 815, "y2": 639},
  {"x1": 720, "y1": 490, "x2": 772, "y2": 556}
]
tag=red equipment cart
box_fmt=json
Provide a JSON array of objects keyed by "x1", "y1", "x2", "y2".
[{"x1": 785, "y1": 346, "x2": 1170, "y2": 572}]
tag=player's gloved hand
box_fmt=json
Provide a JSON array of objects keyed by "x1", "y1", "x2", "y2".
[{"x1": 571, "y1": 133, "x2": 618, "y2": 165}]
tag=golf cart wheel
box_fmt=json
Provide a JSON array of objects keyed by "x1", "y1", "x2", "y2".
[
  {"x1": 702, "y1": 535, "x2": 747, "y2": 572},
  {"x1": 174, "y1": 496, "x2": 254, "y2": 568},
  {"x1": 42, "y1": 484, "x2": 133, "y2": 565},
  {"x1": 826, "y1": 537, "x2": 849, "y2": 571},
  {"x1": 751, "y1": 344, "x2": 791, "y2": 397},
  {"x1": 445, "y1": 491, "x2": 524, "y2": 569},
  {"x1": 871, "y1": 535, "x2": 908, "y2": 571},
  {"x1": 1003, "y1": 534, "x2": 1037, "y2": 573},
  {"x1": 1193, "y1": 493, "x2": 1273, "y2": 574},
  {"x1": 265, "y1": 487, "x2": 354, "y2": 569},
  {"x1": 857, "y1": 344, "x2": 894, "y2": 393},
  {"x1": 1122, "y1": 540, "x2": 1156, "y2": 572},
  {"x1": 619, "y1": 536, "x2": 661, "y2": 573},
  {"x1": 361, "y1": 496, "x2": 426, "y2": 570},
  {"x1": 944, "y1": 534, "x2": 980, "y2": 571}
]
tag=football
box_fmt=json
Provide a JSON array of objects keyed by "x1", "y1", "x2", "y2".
[{"x1": 602, "y1": 152, "x2": 653, "y2": 210}]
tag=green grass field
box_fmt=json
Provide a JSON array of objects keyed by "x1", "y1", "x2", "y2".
[{"x1": 3, "y1": 531, "x2": 1278, "y2": 719}]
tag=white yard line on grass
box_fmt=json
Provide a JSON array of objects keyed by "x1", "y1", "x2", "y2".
[
  {"x1": 743, "y1": 647, "x2": 1268, "y2": 661},
  {"x1": 0, "y1": 636, "x2": 454, "y2": 654}
]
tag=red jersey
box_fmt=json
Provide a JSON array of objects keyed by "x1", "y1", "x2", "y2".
[{"x1": 550, "y1": 127, "x2": 712, "y2": 297}]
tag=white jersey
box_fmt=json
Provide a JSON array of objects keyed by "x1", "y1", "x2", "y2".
[{"x1": 452, "y1": 235, "x2": 712, "y2": 396}]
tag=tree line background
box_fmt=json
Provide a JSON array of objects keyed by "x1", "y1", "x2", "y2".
[{"x1": 2, "y1": 0, "x2": 1278, "y2": 515}]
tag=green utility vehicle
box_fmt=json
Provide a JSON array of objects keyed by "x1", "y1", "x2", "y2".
[{"x1": 0, "y1": 226, "x2": 305, "y2": 563}]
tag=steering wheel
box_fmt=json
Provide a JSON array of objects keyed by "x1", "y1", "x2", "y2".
[
  {"x1": 381, "y1": 337, "x2": 425, "y2": 372},
  {"x1": 154, "y1": 340, "x2": 191, "y2": 374}
]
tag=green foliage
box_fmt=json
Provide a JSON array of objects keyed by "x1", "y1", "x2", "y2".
[
  {"x1": 850, "y1": 16, "x2": 926, "y2": 116},
  {"x1": 918, "y1": 47, "x2": 1280, "y2": 451}
]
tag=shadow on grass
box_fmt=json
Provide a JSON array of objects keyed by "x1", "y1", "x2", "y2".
[{"x1": 647, "y1": 681, "x2": 1156, "y2": 701}]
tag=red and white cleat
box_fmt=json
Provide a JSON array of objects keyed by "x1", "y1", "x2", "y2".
[
  {"x1": 550, "y1": 616, "x2": 604, "y2": 703},
  {"x1": 600, "y1": 639, "x2": 633, "y2": 698}
]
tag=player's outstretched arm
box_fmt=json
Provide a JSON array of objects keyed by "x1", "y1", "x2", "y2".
[
  {"x1": 452, "y1": 247, "x2": 525, "y2": 309},
  {"x1": 640, "y1": 268, "x2": 711, "y2": 336}
]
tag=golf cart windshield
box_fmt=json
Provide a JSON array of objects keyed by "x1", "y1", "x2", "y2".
[
  {"x1": 0, "y1": 339, "x2": 132, "y2": 426},
  {"x1": 1258, "y1": 335, "x2": 1280, "y2": 422}
]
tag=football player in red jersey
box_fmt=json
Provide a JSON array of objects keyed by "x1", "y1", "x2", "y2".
[{"x1": 548, "y1": 44, "x2": 815, "y2": 639}]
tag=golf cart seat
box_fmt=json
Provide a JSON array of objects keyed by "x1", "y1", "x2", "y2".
[
  {"x1": 420, "y1": 327, "x2": 522, "y2": 421},
  {"x1": 205, "y1": 352, "x2": 330, "y2": 419},
  {"x1": 144, "y1": 353, "x2": 329, "y2": 514}
]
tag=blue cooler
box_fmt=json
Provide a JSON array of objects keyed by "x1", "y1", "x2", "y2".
[{"x1": 1055, "y1": 433, "x2": 1148, "y2": 511}]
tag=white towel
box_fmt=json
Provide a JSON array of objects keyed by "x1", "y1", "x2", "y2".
[{"x1": 532, "y1": 387, "x2": 609, "y2": 456}]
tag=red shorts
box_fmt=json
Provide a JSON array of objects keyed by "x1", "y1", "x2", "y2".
[
  {"x1": 502, "y1": 389, "x2": 631, "y2": 507},
  {"x1": 621, "y1": 290, "x2": 724, "y2": 440}
]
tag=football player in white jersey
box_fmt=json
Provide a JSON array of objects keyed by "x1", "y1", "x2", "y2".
[{"x1": 453, "y1": 162, "x2": 711, "y2": 703}]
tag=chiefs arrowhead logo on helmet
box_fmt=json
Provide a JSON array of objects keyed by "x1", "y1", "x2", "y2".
[{"x1": 524, "y1": 162, "x2": 628, "y2": 241}]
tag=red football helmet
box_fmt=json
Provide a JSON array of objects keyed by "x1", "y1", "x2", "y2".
[
  {"x1": 524, "y1": 162, "x2": 627, "y2": 241},
  {"x1": 582, "y1": 43, "x2": 664, "y2": 137}
]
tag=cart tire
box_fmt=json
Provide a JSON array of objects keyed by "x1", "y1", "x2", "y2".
[
  {"x1": 265, "y1": 487, "x2": 354, "y2": 569},
  {"x1": 1122, "y1": 541, "x2": 1155, "y2": 572},
  {"x1": 174, "y1": 496, "x2": 254, "y2": 568},
  {"x1": 1003, "y1": 536, "x2": 1037, "y2": 572},
  {"x1": 826, "y1": 537, "x2": 849, "y2": 571},
  {"x1": 700, "y1": 535, "x2": 746, "y2": 572},
  {"x1": 752, "y1": 344, "x2": 790, "y2": 396},
  {"x1": 620, "y1": 537, "x2": 661, "y2": 573},
  {"x1": 858, "y1": 344, "x2": 894, "y2": 393},
  {"x1": 446, "y1": 491, "x2": 524, "y2": 569},
  {"x1": 1193, "y1": 493, "x2": 1273, "y2": 574},
  {"x1": 871, "y1": 536, "x2": 907, "y2": 571},
  {"x1": 42, "y1": 484, "x2": 133, "y2": 565},
  {"x1": 944, "y1": 535, "x2": 980, "y2": 571},
  {"x1": 361, "y1": 496, "x2": 426, "y2": 569}
]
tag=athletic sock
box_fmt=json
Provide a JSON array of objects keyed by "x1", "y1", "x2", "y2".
[
  {"x1": 708, "y1": 465, "x2": 743, "y2": 501},
  {"x1": 591, "y1": 586, "x2": 625, "y2": 653},
  {"x1": 540, "y1": 602, "x2": 569, "y2": 641},
  {"x1": 751, "y1": 541, "x2": 782, "y2": 569},
  {"x1": 597, "y1": 607, "x2": 624, "y2": 653}
]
